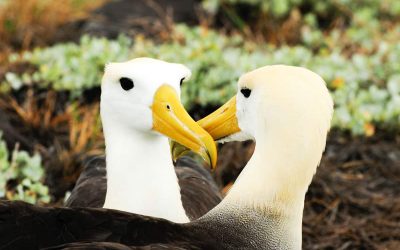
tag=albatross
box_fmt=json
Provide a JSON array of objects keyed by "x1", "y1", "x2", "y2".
[
  {"x1": 0, "y1": 65, "x2": 333, "y2": 249},
  {"x1": 66, "y1": 57, "x2": 219, "y2": 223}
]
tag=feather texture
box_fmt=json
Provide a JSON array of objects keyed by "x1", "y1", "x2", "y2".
[{"x1": 65, "y1": 156, "x2": 221, "y2": 220}]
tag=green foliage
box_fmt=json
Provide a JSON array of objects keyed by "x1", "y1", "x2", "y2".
[
  {"x1": 5, "y1": 35, "x2": 131, "y2": 97},
  {"x1": 4, "y1": 24, "x2": 400, "y2": 135},
  {"x1": 202, "y1": 0, "x2": 400, "y2": 54},
  {"x1": 203, "y1": 0, "x2": 302, "y2": 18},
  {"x1": 132, "y1": 27, "x2": 245, "y2": 108},
  {"x1": 132, "y1": 25, "x2": 400, "y2": 135},
  {"x1": 202, "y1": 0, "x2": 400, "y2": 19},
  {"x1": 0, "y1": 132, "x2": 50, "y2": 204}
]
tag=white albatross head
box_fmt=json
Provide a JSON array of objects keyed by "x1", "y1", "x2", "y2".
[
  {"x1": 100, "y1": 57, "x2": 217, "y2": 167},
  {"x1": 197, "y1": 65, "x2": 333, "y2": 249},
  {"x1": 200, "y1": 65, "x2": 333, "y2": 143},
  {"x1": 199, "y1": 65, "x2": 333, "y2": 201}
]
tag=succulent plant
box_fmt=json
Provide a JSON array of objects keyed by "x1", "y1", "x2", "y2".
[
  {"x1": 0, "y1": 132, "x2": 50, "y2": 204},
  {"x1": 3, "y1": 23, "x2": 399, "y2": 135}
]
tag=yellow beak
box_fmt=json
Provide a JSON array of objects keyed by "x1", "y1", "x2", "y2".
[
  {"x1": 197, "y1": 96, "x2": 241, "y2": 140},
  {"x1": 152, "y1": 85, "x2": 217, "y2": 168}
]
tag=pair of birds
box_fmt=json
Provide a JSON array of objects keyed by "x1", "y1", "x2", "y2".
[{"x1": 0, "y1": 58, "x2": 333, "y2": 249}]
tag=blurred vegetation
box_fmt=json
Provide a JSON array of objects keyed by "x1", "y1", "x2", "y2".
[
  {"x1": 3, "y1": 23, "x2": 400, "y2": 135},
  {"x1": 0, "y1": 0, "x2": 105, "y2": 50},
  {"x1": 202, "y1": 0, "x2": 400, "y2": 19},
  {"x1": 202, "y1": 0, "x2": 400, "y2": 38},
  {"x1": 133, "y1": 26, "x2": 400, "y2": 135},
  {"x1": 4, "y1": 36, "x2": 131, "y2": 95},
  {"x1": 0, "y1": 132, "x2": 50, "y2": 204},
  {"x1": 0, "y1": 88, "x2": 104, "y2": 203}
]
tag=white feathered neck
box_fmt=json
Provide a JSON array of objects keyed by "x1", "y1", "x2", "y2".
[
  {"x1": 102, "y1": 118, "x2": 189, "y2": 223},
  {"x1": 204, "y1": 65, "x2": 333, "y2": 249}
]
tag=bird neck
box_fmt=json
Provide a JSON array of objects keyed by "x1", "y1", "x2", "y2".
[
  {"x1": 204, "y1": 127, "x2": 325, "y2": 249},
  {"x1": 102, "y1": 121, "x2": 189, "y2": 223}
]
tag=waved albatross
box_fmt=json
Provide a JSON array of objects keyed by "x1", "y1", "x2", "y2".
[
  {"x1": 0, "y1": 65, "x2": 333, "y2": 250},
  {"x1": 66, "y1": 58, "x2": 220, "y2": 223}
]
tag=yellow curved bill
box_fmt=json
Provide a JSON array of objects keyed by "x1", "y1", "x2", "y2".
[
  {"x1": 170, "y1": 95, "x2": 241, "y2": 167},
  {"x1": 197, "y1": 96, "x2": 240, "y2": 140},
  {"x1": 152, "y1": 84, "x2": 217, "y2": 168}
]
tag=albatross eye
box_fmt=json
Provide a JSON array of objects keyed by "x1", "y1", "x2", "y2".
[
  {"x1": 180, "y1": 78, "x2": 185, "y2": 86},
  {"x1": 240, "y1": 88, "x2": 251, "y2": 98},
  {"x1": 119, "y1": 77, "x2": 134, "y2": 91}
]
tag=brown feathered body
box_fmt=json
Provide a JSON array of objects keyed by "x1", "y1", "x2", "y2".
[{"x1": 65, "y1": 156, "x2": 221, "y2": 220}]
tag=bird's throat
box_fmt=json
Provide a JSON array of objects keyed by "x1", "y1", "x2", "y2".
[
  {"x1": 102, "y1": 123, "x2": 189, "y2": 223},
  {"x1": 202, "y1": 139, "x2": 313, "y2": 249}
]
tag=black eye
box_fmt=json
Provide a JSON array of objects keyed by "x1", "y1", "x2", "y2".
[
  {"x1": 119, "y1": 77, "x2": 134, "y2": 91},
  {"x1": 240, "y1": 88, "x2": 251, "y2": 98},
  {"x1": 180, "y1": 78, "x2": 185, "y2": 86}
]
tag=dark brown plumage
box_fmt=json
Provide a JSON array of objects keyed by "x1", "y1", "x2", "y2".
[
  {"x1": 0, "y1": 200, "x2": 228, "y2": 250},
  {"x1": 65, "y1": 157, "x2": 107, "y2": 208},
  {"x1": 65, "y1": 156, "x2": 221, "y2": 220},
  {"x1": 1, "y1": 197, "x2": 273, "y2": 249},
  {"x1": 46, "y1": 242, "x2": 189, "y2": 250},
  {"x1": 174, "y1": 157, "x2": 221, "y2": 220}
]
